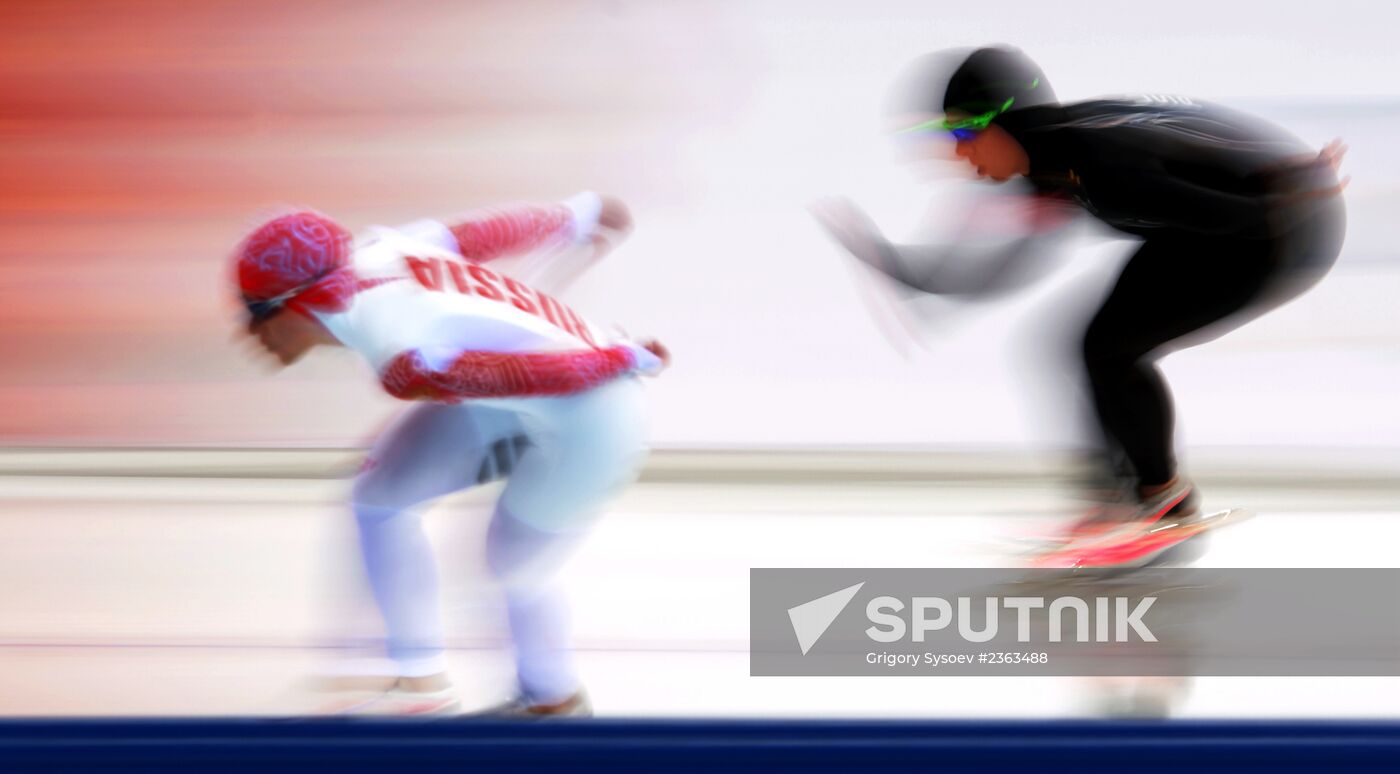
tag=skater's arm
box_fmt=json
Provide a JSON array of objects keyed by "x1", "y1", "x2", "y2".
[
  {"x1": 393, "y1": 192, "x2": 608, "y2": 263},
  {"x1": 379, "y1": 341, "x2": 662, "y2": 402},
  {"x1": 1106, "y1": 160, "x2": 1346, "y2": 239},
  {"x1": 522, "y1": 194, "x2": 635, "y2": 293},
  {"x1": 812, "y1": 194, "x2": 1074, "y2": 298},
  {"x1": 1087, "y1": 128, "x2": 1344, "y2": 238},
  {"x1": 446, "y1": 192, "x2": 604, "y2": 262},
  {"x1": 396, "y1": 193, "x2": 633, "y2": 294},
  {"x1": 871, "y1": 235, "x2": 1045, "y2": 297},
  {"x1": 1095, "y1": 162, "x2": 1287, "y2": 238}
]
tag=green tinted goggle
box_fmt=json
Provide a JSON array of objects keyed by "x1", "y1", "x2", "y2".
[
  {"x1": 898, "y1": 76, "x2": 1040, "y2": 137},
  {"x1": 898, "y1": 96, "x2": 1016, "y2": 138}
]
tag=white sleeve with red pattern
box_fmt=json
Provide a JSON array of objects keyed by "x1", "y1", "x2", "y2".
[
  {"x1": 380, "y1": 345, "x2": 639, "y2": 402},
  {"x1": 438, "y1": 191, "x2": 602, "y2": 263}
]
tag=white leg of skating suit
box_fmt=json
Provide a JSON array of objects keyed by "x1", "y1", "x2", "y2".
[
  {"x1": 488, "y1": 378, "x2": 649, "y2": 704},
  {"x1": 351, "y1": 401, "x2": 525, "y2": 677},
  {"x1": 350, "y1": 378, "x2": 647, "y2": 695},
  {"x1": 482, "y1": 513, "x2": 584, "y2": 704}
]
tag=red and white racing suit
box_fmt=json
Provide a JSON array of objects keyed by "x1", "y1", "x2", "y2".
[{"x1": 314, "y1": 192, "x2": 656, "y2": 702}]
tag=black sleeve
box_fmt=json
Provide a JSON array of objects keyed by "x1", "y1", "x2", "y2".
[
  {"x1": 857, "y1": 234, "x2": 1055, "y2": 298},
  {"x1": 1075, "y1": 123, "x2": 1318, "y2": 238},
  {"x1": 1092, "y1": 157, "x2": 1286, "y2": 238}
]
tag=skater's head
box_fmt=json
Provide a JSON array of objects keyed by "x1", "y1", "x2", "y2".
[
  {"x1": 945, "y1": 120, "x2": 1031, "y2": 182},
  {"x1": 233, "y1": 210, "x2": 351, "y2": 365},
  {"x1": 246, "y1": 305, "x2": 340, "y2": 365},
  {"x1": 888, "y1": 45, "x2": 1053, "y2": 182},
  {"x1": 940, "y1": 46, "x2": 1055, "y2": 120}
]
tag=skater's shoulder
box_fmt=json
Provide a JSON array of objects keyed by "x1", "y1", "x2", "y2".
[
  {"x1": 1028, "y1": 96, "x2": 1215, "y2": 130},
  {"x1": 1046, "y1": 96, "x2": 1299, "y2": 144},
  {"x1": 353, "y1": 227, "x2": 453, "y2": 267},
  {"x1": 1015, "y1": 96, "x2": 1307, "y2": 174}
]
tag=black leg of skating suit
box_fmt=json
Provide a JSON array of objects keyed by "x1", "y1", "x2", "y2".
[{"x1": 1080, "y1": 197, "x2": 1346, "y2": 487}]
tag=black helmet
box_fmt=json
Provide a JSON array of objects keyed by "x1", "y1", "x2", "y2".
[
  {"x1": 942, "y1": 45, "x2": 1055, "y2": 118},
  {"x1": 887, "y1": 45, "x2": 1055, "y2": 125}
]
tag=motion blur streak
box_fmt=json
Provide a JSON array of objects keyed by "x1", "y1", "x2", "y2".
[{"x1": 0, "y1": 0, "x2": 748, "y2": 444}]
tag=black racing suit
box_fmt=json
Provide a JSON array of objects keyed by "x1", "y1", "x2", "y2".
[{"x1": 878, "y1": 96, "x2": 1347, "y2": 486}]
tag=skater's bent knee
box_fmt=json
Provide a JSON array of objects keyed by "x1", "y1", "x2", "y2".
[
  {"x1": 485, "y1": 510, "x2": 576, "y2": 590},
  {"x1": 351, "y1": 501, "x2": 403, "y2": 531},
  {"x1": 1081, "y1": 329, "x2": 1151, "y2": 373},
  {"x1": 350, "y1": 473, "x2": 388, "y2": 512},
  {"x1": 351, "y1": 472, "x2": 417, "y2": 526}
]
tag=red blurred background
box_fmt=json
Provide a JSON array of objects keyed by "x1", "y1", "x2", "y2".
[{"x1": 0, "y1": 0, "x2": 749, "y2": 444}]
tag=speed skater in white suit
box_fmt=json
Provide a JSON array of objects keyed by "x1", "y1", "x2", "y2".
[{"x1": 231, "y1": 192, "x2": 668, "y2": 717}]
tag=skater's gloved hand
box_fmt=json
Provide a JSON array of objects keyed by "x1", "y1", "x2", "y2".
[
  {"x1": 1318, "y1": 138, "x2": 1348, "y2": 176},
  {"x1": 1302, "y1": 138, "x2": 1350, "y2": 198},
  {"x1": 586, "y1": 195, "x2": 634, "y2": 259},
  {"x1": 597, "y1": 195, "x2": 633, "y2": 233},
  {"x1": 1265, "y1": 138, "x2": 1350, "y2": 204},
  {"x1": 621, "y1": 338, "x2": 669, "y2": 377}
]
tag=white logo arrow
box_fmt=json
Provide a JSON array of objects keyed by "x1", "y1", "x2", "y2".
[{"x1": 787, "y1": 582, "x2": 865, "y2": 655}]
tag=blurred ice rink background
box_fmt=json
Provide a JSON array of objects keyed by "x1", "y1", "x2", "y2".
[{"x1": 1, "y1": 0, "x2": 1399, "y2": 717}]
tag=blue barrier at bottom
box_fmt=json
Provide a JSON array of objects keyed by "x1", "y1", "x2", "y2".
[{"x1": 0, "y1": 719, "x2": 1398, "y2": 772}]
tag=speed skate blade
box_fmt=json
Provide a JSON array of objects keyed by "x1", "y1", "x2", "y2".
[{"x1": 1027, "y1": 508, "x2": 1253, "y2": 572}]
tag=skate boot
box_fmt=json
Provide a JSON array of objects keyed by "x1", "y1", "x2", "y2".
[
  {"x1": 318, "y1": 685, "x2": 461, "y2": 716},
  {"x1": 1059, "y1": 476, "x2": 1198, "y2": 543},
  {"x1": 469, "y1": 690, "x2": 593, "y2": 719},
  {"x1": 1035, "y1": 478, "x2": 1205, "y2": 570},
  {"x1": 309, "y1": 675, "x2": 461, "y2": 716}
]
